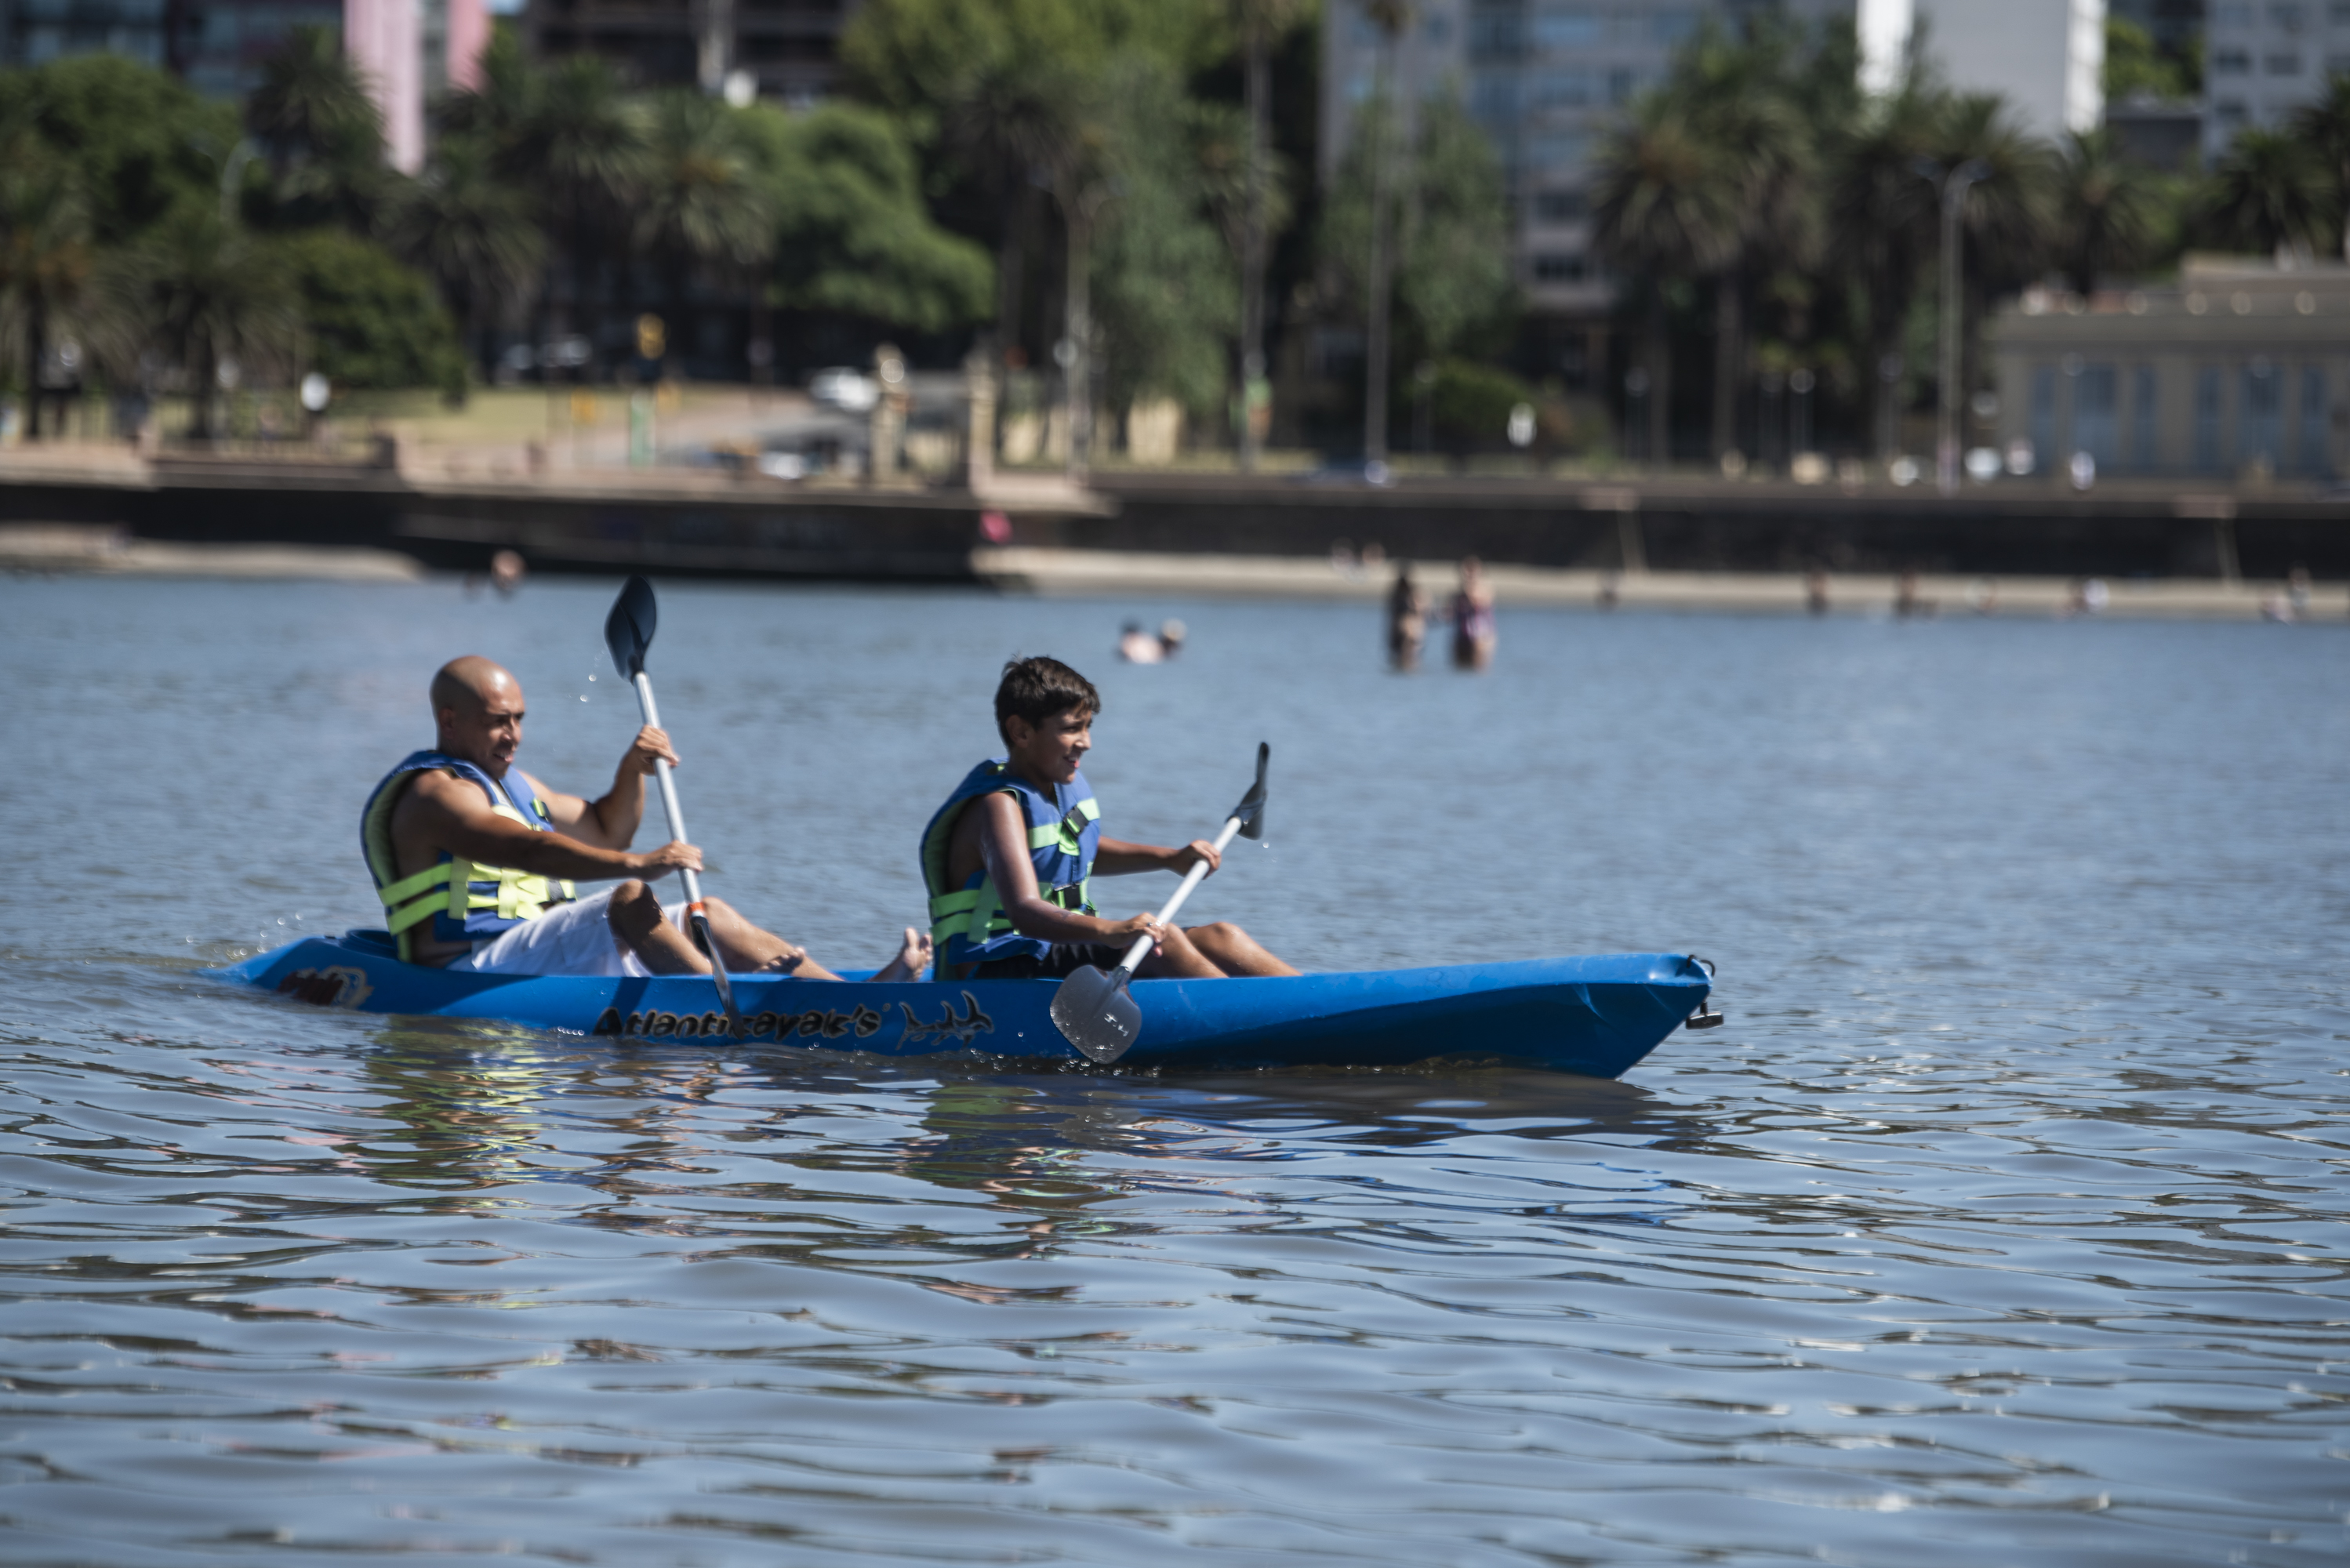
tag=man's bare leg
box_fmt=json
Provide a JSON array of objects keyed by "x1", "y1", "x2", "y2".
[
  {"x1": 607, "y1": 884, "x2": 841, "y2": 979},
  {"x1": 1184, "y1": 921, "x2": 1298, "y2": 977}
]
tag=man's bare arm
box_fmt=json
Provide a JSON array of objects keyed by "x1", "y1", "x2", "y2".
[
  {"x1": 975, "y1": 795, "x2": 1160, "y2": 946},
  {"x1": 402, "y1": 770, "x2": 699, "y2": 883},
  {"x1": 532, "y1": 726, "x2": 676, "y2": 849}
]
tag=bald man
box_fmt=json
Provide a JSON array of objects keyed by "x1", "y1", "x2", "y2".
[{"x1": 360, "y1": 656, "x2": 928, "y2": 981}]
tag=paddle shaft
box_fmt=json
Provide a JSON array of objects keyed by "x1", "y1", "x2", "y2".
[
  {"x1": 629, "y1": 671, "x2": 742, "y2": 1033},
  {"x1": 1111, "y1": 814, "x2": 1247, "y2": 978},
  {"x1": 630, "y1": 673, "x2": 705, "y2": 906}
]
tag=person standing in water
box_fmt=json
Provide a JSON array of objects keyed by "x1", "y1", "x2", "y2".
[
  {"x1": 1387, "y1": 564, "x2": 1426, "y2": 671},
  {"x1": 1449, "y1": 556, "x2": 1497, "y2": 671}
]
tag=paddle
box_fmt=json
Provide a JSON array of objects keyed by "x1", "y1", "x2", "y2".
[
  {"x1": 603, "y1": 575, "x2": 746, "y2": 1040},
  {"x1": 1049, "y1": 742, "x2": 1269, "y2": 1064}
]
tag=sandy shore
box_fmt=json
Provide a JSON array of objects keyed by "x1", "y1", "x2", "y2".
[
  {"x1": 972, "y1": 546, "x2": 2345, "y2": 622},
  {"x1": 0, "y1": 524, "x2": 425, "y2": 583}
]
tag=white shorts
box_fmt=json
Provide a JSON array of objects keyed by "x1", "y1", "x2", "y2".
[{"x1": 445, "y1": 887, "x2": 688, "y2": 978}]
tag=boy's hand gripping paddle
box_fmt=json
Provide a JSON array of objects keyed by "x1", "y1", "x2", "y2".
[
  {"x1": 1049, "y1": 743, "x2": 1269, "y2": 1064},
  {"x1": 604, "y1": 575, "x2": 745, "y2": 1040}
]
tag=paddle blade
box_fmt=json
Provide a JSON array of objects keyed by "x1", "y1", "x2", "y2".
[
  {"x1": 604, "y1": 575, "x2": 658, "y2": 681},
  {"x1": 1233, "y1": 741, "x2": 1269, "y2": 841},
  {"x1": 1049, "y1": 964, "x2": 1142, "y2": 1063}
]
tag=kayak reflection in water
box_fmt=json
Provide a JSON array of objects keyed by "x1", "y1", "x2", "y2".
[
  {"x1": 361, "y1": 656, "x2": 928, "y2": 982},
  {"x1": 919, "y1": 656, "x2": 1298, "y2": 983}
]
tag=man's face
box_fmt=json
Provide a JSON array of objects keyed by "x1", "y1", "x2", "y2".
[
  {"x1": 439, "y1": 684, "x2": 525, "y2": 776},
  {"x1": 1005, "y1": 707, "x2": 1092, "y2": 786}
]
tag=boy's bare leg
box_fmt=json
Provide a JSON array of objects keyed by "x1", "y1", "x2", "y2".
[
  {"x1": 1132, "y1": 923, "x2": 1254, "y2": 979},
  {"x1": 871, "y1": 927, "x2": 932, "y2": 983},
  {"x1": 1183, "y1": 921, "x2": 1298, "y2": 977}
]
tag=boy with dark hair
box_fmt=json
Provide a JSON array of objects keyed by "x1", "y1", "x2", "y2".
[{"x1": 918, "y1": 656, "x2": 1296, "y2": 982}]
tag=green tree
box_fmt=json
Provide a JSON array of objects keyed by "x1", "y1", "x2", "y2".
[
  {"x1": 2202, "y1": 127, "x2": 2333, "y2": 261},
  {"x1": 1826, "y1": 86, "x2": 1941, "y2": 455},
  {"x1": 2289, "y1": 72, "x2": 2350, "y2": 260},
  {"x1": 0, "y1": 136, "x2": 96, "y2": 439},
  {"x1": 391, "y1": 136, "x2": 546, "y2": 378},
  {"x1": 276, "y1": 227, "x2": 467, "y2": 396},
  {"x1": 13, "y1": 54, "x2": 232, "y2": 245},
  {"x1": 635, "y1": 92, "x2": 774, "y2": 323},
  {"x1": 99, "y1": 205, "x2": 298, "y2": 437},
  {"x1": 1227, "y1": 0, "x2": 1311, "y2": 469},
  {"x1": 741, "y1": 102, "x2": 992, "y2": 331},
  {"x1": 1591, "y1": 98, "x2": 1741, "y2": 463},
  {"x1": 1089, "y1": 52, "x2": 1237, "y2": 417},
  {"x1": 1927, "y1": 93, "x2": 2053, "y2": 416},
  {"x1": 2050, "y1": 128, "x2": 2167, "y2": 292},
  {"x1": 1663, "y1": 20, "x2": 1820, "y2": 460},
  {"x1": 2104, "y1": 16, "x2": 2192, "y2": 103},
  {"x1": 246, "y1": 24, "x2": 389, "y2": 229}
]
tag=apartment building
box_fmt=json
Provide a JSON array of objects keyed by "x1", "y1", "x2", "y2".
[
  {"x1": 2204, "y1": 0, "x2": 2350, "y2": 154},
  {"x1": 521, "y1": 0, "x2": 853, "y2": 103}
]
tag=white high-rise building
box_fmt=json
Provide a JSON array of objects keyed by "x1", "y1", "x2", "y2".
[
  {"x1": 1323, "y1": 0, "x2": 2108, "y2": 331},
  {"x1": 2203, "y1": 0, "x2": 2350, "y2": 158}
]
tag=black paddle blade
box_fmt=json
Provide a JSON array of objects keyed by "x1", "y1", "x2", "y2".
[
  {"x1": 603, "y1": 575, "x2": 658, "y2": 681},
  {"x1": 1233, "y1": 742, "x2": 1269, "y2": 841},
  {"x1": 1049, "y1": 964, "x2": 1142, "y2": 1063}
]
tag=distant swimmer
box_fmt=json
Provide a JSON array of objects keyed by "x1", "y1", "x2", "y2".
[
  {"x1": 1117, "y1": 621, "x2": 1164, "y2": 664},
  {"x1": 1449, "y1": 555, "x2": 1496, "y2": 671},
  {"x1": 1158, "y1": 618, "x2": 1186, "y2": 658},
  {"x1": 361, "y1": 656, "x2": 927, "y2": 980},
  {"x1": 1387, "y1": 564, "x2": 1426, "y2": 670}
]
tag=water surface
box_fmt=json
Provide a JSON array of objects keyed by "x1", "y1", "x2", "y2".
[{"x1": 1, "y1": 575, "x2": 2344, "y2": 1565}]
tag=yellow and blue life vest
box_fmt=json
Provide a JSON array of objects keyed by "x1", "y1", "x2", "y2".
[
  {"x1": 361, "y1": 750, "x2": 577, "y2": 963},
  {"x1": 919, "y1": 758, "x2": 1100, "y2": 975}
]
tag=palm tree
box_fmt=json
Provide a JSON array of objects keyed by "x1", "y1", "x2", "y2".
[
  {"x1": 101, "y1": 205, "x2": 297, "y2": 439},
  {"x1": 2287, "y1": 74, "x2": 2350, "y2": 261},
  {"x1": 1359, "y1": 0, "x2": 1410, "y2": 466},
  {"x1": 1826, "y1": 88, "x2": 1940, "y2": 456},
  {"x1": 1667, "y1": 23, "x2": 1817, "y2": 463},
  {"x1": 393, "y1": 137, "x2": 546, "y2": 379},
  {"x1": 2050, "y1": 129, "x2": 2163, "y2": 294},
  {"x1": 635, "y1": 93, "x2": 773, "y2": 357},
  {"x1": 2202, "y1": 128, "x2": 2332, "y2": 263},
  {"x1": 513, "y1": 57, "x2": 648, "y2": 351},
  {"x1": 1591, "y1": 97, "x2": 1742, "y2": 464},
  {"x1": 0, "y1": 143, "x2": 95, "y2": 441},
  {"x1": 246, "y1": 25, "x2": 389, "y2": 229},
  {"x1": 1230, "y1": 0, "x2": 1309, "y2": 470}
]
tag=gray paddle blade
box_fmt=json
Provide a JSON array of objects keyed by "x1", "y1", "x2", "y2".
[
  {"x1": 604, "y1": 575, "x2": 658, "y2": 681},
  {"x1": 1049, "y1": 964, "x2": 1142, "y2": 1063},
  {"x1": 1233, "y1": 741, "x2": 1269, "y2": 840}
]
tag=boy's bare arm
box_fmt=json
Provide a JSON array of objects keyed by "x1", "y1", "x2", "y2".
[
  {"x1": 1093, "y1": 835, "x2": 1222, "y2": 877},
  {"x1": 975, "y1": 796, "x2": 1159, "y2": 945}
]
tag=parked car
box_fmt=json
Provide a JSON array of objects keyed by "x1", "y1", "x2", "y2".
[{"x1": 808, "y1": 367, "x2": 878, "y2": 413}]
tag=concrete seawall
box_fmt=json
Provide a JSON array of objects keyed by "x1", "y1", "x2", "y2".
[{"x1": 2, "y1": 447, "x2": 2343, "y2": 586}]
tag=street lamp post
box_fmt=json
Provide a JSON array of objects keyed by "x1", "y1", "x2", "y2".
[{"x1": 1923, "y1": 158, "x2": 1990, "y2": 496}]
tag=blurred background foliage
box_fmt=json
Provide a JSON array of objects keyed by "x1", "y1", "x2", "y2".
[{"x1": 1, "y1": 0, "x2": 2348, "y2": 459}]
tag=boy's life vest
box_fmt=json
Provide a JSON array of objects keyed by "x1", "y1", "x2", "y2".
[
  {"x1": 920, "y1": 758, "x2": 1100, "y2": 977},
  {"x1": 361, "y1": 750, "x2": 578, "y2": 963}
]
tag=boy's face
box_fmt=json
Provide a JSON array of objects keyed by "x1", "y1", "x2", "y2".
[{"x1": 1004, "y1": 706, "x2": 1093, "y2": 785}]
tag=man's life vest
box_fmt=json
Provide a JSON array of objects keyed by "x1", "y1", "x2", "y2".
[
  {"x1": 919, "y1": 758, "x2": 1100, "y2": 975},
  {"x1": 361, "y1": 750, "x2": 577, "y2": 963}
]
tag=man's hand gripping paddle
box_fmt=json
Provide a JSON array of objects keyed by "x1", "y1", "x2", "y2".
[
  {"x1": 1049, "y1": 742, "x2": 1269, "y2": 1065},
  {"x1": 604, "y1": 575, "x2": 746, "y2": 1040}
]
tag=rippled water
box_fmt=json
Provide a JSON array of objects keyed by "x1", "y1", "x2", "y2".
[{"x1": 2, "y1": 575, "x2": 2345, "y2": 1566}]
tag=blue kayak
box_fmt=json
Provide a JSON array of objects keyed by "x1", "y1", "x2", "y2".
[{"x1": 212, "y1": 931, "x2": 1714, "y2": 1076}]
